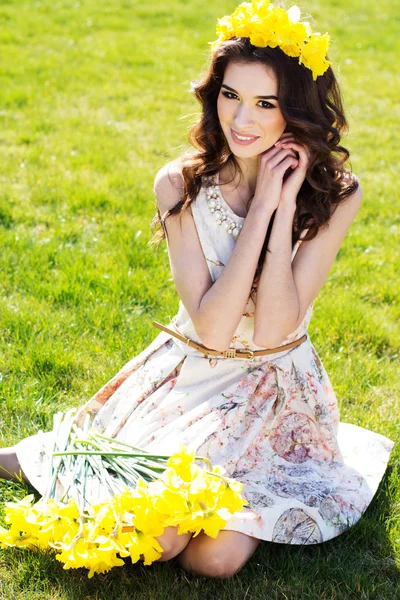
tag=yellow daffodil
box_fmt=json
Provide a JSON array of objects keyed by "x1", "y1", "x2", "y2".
[
  {"x1": 299, "y1": 33, "x2": 331, "y2": 80},
  {"x1": 210, "y1": 0, "x2": 331, "y2": 79},
  {"x1": 216, "y1": 480, "x2": 249, "y2": 514},
  {"x1": 0, "y1": 426, "x2": 248, "y2": 578},
  {"x1": 120, "y1": 529, "x2": 164, "y2": 566},
  {"x1": 167, "y1": 445, "x2": 198, "y2": 481}
]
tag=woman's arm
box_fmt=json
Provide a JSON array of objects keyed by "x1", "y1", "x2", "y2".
[
  {"x1": 252, "y1": 201, "x2": 299, "y2": 348},
  {"x1": 253, "y1": 184, "x2": 363, "y2": 347},
  {"x1": 154, "y1": 161, "x2": 276, "y2": 351}
]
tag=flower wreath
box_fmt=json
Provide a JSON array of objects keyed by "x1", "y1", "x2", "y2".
[{"x1": 209, "y1": 0, "x2": 331, "y2": 81}]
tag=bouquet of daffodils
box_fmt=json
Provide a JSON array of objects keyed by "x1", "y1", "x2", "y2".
[{"x1": 0, "y1": 409, "x2": 247, "y2": 578}]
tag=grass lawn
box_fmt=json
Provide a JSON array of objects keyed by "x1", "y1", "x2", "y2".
[{"x1": 0, "y1": 0, "x2": 399, "y2": 597}]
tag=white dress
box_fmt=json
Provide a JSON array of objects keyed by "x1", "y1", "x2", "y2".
[{"x1": 15, "y1": 172, "x2": 395, "y2": 545}]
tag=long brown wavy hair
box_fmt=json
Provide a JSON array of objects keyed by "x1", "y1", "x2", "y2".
[{"x1": 149, "y1": 36, "x2": 359, "y2": 287}]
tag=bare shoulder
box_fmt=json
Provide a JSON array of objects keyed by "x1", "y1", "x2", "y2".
[
  {"x1": 341, "y1": 171, "x2": 363, "y2": 208},
  {"x1": 329, "y1": 172, "x2": 363, "y2": 224},
  {"x1": 153, "y1": 158, "x2": 185, "y2": 215}
]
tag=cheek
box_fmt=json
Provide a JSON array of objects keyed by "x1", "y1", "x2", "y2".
[
  {"x1": 262, "y1": 112, "x2": 286, "y2": 133},
  {"x1": 217, "y1": 97, "x2": 232, "y2": 122}
]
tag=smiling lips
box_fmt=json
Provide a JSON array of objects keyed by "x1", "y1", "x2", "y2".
[{"x1": 230, "y1": 128, "x2": 260, "y2": 145}]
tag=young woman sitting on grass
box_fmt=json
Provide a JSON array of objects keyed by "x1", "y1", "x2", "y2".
[{"x1": 0, "y1": 0, "x2": 394, "y2": 579}]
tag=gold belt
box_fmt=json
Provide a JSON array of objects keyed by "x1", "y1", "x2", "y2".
[{"x1": 152, "y1": 320, "x2": 307, "y2": 360}]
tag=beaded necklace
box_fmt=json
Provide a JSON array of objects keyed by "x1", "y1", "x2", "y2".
[{"x1": 203, "y1": 174, "x2": 244, "y2": 238}]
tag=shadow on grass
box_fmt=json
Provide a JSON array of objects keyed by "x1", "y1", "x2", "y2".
[{"x1": 1, "y1": 462, "x2": 398, "y2": 600}]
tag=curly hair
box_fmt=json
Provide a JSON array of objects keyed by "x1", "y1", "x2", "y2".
[{"x1": 149, "y1": 36, "x2": 359, "y2": 286}]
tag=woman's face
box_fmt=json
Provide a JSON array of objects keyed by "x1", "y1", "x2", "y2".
[{"x1": 217, "y1": 61, "x2": 287, "y2": 157}]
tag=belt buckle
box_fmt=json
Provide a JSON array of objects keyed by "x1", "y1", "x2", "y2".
[{"x1": 244, "y1": 349, "x2": 254, "y2": 360}]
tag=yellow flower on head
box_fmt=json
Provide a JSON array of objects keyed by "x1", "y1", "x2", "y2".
[
  {"x1": 287, "y1": 5, "x2": 300, "y2": 23},
  {"x1": 274, "y1": 21, "x2": 308, "y2": 58},
  {"x1": 249, "y1": 27, "x2": 278, "y2": 49},
  {"x1": 210, "y1": 0, "x2": 331, "y2": 80},
  {"x1": 299, "y1": 33, "x2": 331, "y2": 80},
  {"x1": 230, "y1": 3, "x2": 253, "y2": 37},
  {"x1": 251, "y1": 0, "x2": 271, "y2": 18},
  {"x1": 216, "y1": 16, "x2": 235, "y2": 39}
]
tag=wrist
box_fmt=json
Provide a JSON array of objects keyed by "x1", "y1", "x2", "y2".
[
  {"x1": 277, "y1": 198, "x2": 297, "y2": 215},
  {"x1": 251, "y1": 197, "x2": 277, "y2": 218}
]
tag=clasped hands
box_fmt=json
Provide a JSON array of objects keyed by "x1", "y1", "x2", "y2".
[{"x1": 254, "y1": 131, "x2": 311, "y2": 213}]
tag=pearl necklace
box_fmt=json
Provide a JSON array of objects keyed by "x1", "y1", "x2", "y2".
[{"x1": 203, "y1": 175, "x2": 244, "y2": 239}]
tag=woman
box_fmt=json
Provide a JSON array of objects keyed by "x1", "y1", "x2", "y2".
[{"x1": 0, "y1": 0, "x2": 395, "y2": 579}]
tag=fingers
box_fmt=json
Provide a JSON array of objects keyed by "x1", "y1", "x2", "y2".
[
  {"x1": 261, "y1": 146, "x2": 297, "y2": 166},
  {"x1": 267, "y1": 147, "x2": 298, "y2": 169},
  {"x1": 275, "y1": 136, "x2": 311, "y2": 163},
  {"x1": 275, "y1": 155, "x2": 299, "y2": 175}
]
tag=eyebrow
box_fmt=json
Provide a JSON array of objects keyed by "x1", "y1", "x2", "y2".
[{"x1": 221, "y1": 83, "x2": 278, "y2": 101}]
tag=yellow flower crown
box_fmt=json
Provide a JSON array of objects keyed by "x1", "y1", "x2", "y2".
[{"x1": 209, "y1": 0, "x2": 331, "y2": 81}]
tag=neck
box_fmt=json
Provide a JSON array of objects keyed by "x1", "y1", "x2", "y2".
[{"x1": 223, "y1": 155, "x2": 263, "y2": 197}]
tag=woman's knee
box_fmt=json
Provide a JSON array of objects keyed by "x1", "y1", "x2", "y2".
[
  {"x1": 177, "y1": 530, "x2": 260, "y2": 578},
  {"x1": 183, "y1": 553, "x2": 245, "y2": 579},
  {"x1": 155, "y1": 526, "x2": 193, "y2": 562}
]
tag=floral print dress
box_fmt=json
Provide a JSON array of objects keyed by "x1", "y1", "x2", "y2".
[{"x1": 15, "y1": 173, "x2": 395, "y2": 545}]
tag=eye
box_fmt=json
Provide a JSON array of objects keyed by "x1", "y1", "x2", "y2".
[
  {"x1": 221, "y1": 91, "x2": 238, "y2": 101},
  {"x1": 221, "y1": 91, "x2": 275, "y2": 109},
  {"x1": 258, "y1": 100, "x2": 275, "y2": 109}
]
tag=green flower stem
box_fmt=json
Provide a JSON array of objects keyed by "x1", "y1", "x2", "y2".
[
  {"x1": 44, "y1": 411, "x2": 62, "y2": 502},
  {"x1": 71, "y1": 438, "x2": 142, "y2": 480},
  {"x1": 45, "y1": 409, "x2": 77, "y2": 501},
  {"x1": 87, "y1": 437, "x2": 149, "y2": 482},
  {"x1": 205, "y1": 470, "x2": 228, "y2": 482},
  {"x1": 81, "y1": 459, "x2": 88, "y2": 513},
  {"x1": 195, "y1": 456, "x2": 213, "y2": 469},
  {"x1": 59, "y1": 451, "x2": 88, "y2": 503},
  {"x1": 101, "y1": 456, "x2": 140, "y2": 487},
  {"x1": 80, "y1": 414, "x2": 92, "y2": 511},
  {"x1": 106, "y1": 459, "x2": 142, "y2": 484},
  {"x1": 121, "y1": 462, "x2": 162, "y2": 481},
  {"x1": 77, "y1": 454, "x2": 119, "y2": 503},
  {"x1": 83, "y1": 437, "x2": 145, "y2": 488},
  {"x1": 53, "y1": 451, "x2": 168, "y2": 458},
  {"x1": 81, "y1": 435, "x2": 162, "y2": 483}
]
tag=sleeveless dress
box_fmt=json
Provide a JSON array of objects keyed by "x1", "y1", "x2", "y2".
[{"x1": 15, "y1": 172, "x2": 395, "y2": 545}]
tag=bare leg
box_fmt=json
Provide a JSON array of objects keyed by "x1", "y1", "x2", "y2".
[
  {"x1": 0, "y1": 446, "x2": 31, "y2": 485},
  {"x1": 155, "y1": 526, "x2": 193, "y2": 561},
  {"x1": 177, "y1": 530, "x2": 260, "y2": 578}
]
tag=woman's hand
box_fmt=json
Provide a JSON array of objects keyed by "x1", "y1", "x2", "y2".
[
  {"x1": 274, "y1": 132, "x2": 311, "y2": 209},
  {"x1": 253, "y1": 142, "x2": 300, "y2": 213}
]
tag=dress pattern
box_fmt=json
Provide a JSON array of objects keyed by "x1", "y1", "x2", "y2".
[{"x1": 15, "y1": 172, "x2": 395, "y2": 545}]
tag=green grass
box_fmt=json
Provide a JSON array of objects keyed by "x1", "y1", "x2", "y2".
[{"x1": 0, "y1": 0, "x2": 399, "y2": 597}]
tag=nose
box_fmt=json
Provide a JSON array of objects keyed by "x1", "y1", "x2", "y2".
[{"x1": 233, "y1": 103, "x2": 254, "y2": 129}]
